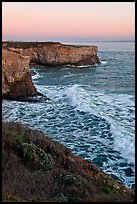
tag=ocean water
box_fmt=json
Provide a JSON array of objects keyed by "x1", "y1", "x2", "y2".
[{"x1": 2, "y1": 41, "x2": 135, "y2": 188}]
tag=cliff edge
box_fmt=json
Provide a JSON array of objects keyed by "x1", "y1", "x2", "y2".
[
  {"x1": 2, "y1": 41, "x2": 100, "y2": 101},
  {"x1": 2, "y1": 121, "x2": 134, "y2": 202},
  {"x1": 3, "y1": 41, "x2": 100, "y2": 66}
]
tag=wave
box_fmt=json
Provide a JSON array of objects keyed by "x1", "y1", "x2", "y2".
[
  {"x1": 63, "y1": 64, "x2": 95, "y2": 68},
  {"x1": 63, "y1": 84, "x2": 135, "y2": 165},
  {"x1": 74, "y1": 65, "x2": 95, "y2": 68},
  {"x1": 110, "y1": 125, "x2": 135, "y2": 165},
  {"x1": 63, "y1": 74, "x2": 75, "y2": 79},
  {"x1": 30, "y1": 83, "x2": 135, "y2": 166},
  {"x1": 31, "y1": 69, "x2": 41, "y2": 80}
]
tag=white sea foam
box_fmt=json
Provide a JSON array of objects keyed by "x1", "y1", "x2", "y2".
[
  {"x1": 75, "y1": 65, "x2": 94, "y2": 68},
  {"x1": 110, "y1": 125, "x2": 135, "y2": 165},
  {"x1": 63, "y1": 84, "x2": 135, "y2": 165},
  {"x1": 31, "y1": 69, "x2": 41, "y2": 80},
  {"x1": 100, "y1": 60, "x2": 107, "y2": 64},
  {"x1": 63, "y1": 64, "x2": 95, "y2": 68},
  {"x1": 33, "y1": 84, "x2": 135, "y2": 163},
  {"x1": 63, "y1": 74, "x2": 75, "y2": 79},
  {"x1": 35, "y1": 84, "x2": 65, "y2": 102},
  {"x1": 63, "y1": 84, "x2": 92, "y2": 112}
]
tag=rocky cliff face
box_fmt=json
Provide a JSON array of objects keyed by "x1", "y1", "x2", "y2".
[
  {"x1": 2, "y1": 47, "x2": 37, "y2": 100},
  {"x1": 2, "y1": 42, "x2": 100, "y2": 101},
  {"x1": 3, "y1": 42, "x2": 100, "y2": 66}
]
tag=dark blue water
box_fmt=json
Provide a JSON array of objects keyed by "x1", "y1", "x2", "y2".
[{"x1": 2, "y1": 41, "x2": 135, "y2": 188}]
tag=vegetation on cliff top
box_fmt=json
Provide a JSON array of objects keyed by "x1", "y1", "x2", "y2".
[
  {"x1": 2, "y1": 41, "x2": 62, "y2": 48},
  {"x1": 2, "y1": 121, "x2": 134, "y2": 202},
  {"x1": 2, "y1": 41, "x2": 96, "y2": 49}
]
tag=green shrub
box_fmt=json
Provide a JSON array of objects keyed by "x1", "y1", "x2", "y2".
[
  {"x1": 53, "y1": 193, "x2": 68, "y2": 202},
  {"x1": 56, "y1": 172, "x2": 77, "y2": 185},
  {"x1": 19, "y1": 142, "x2": 53, "y2": 170}
]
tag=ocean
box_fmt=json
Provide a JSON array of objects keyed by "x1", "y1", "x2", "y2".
[{"x1": 2, "y1": 41, "x2": 135, "y2": 188}]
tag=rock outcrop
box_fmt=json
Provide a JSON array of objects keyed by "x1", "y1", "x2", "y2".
[
  {"x1": 2, "y1": 41, "x2": 100, "y2": 101},
  {"x1": 3, "y1": 41, "x2": 100, "y2": 66},
  {"x1": 2, "y1": 47, "x2": 38, "y2": 101}
]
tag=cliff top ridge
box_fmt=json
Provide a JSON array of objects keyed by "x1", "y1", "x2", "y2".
[{"x1": 2, "y1": 41, "x2": 97, "y2": 49}]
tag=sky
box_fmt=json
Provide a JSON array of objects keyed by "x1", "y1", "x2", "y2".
[{"x1": 2, "y1": 2, "x2": 135, "y2": 42}]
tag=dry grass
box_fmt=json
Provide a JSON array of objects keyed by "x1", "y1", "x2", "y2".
[{"x1": 2, "y1": 121, "x2": 135, "y2": 202}]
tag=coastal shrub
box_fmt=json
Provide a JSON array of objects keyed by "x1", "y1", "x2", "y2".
[
  {"x1": 15, "y1": 132, "x2": 29, "y2": 144},
  {"x1": 19, "y1": 142, "x2": 53, "y2": 170},
  {"x1": 53, "y1": 193, "x2": 68, "y2": 202},
  {"x1": 2, "y1": 193, "x2": 25, "y2": 202},
  {"x1": 102, "y1": 183, "x2": 119, "y2": 194},
  {"x1": 56, "y1": 172, "x2": 77, "y2": 185},
  {"x1": 2, "y1": 126, "x2": 29, "y2": 151}
]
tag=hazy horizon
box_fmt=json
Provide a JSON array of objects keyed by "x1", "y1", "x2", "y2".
[
  {"x1": 2, "y1": 2, "x2": 135, "y2": 42},
  {"x1": 2, "y1": 39, "x2": 135, "y2": 43}
]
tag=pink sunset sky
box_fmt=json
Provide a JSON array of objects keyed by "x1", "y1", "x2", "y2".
[{"x1": 2, "y1": 2, "x2": 135, "y2": 42}]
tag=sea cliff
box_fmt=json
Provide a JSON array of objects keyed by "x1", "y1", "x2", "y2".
[
  {"x1": 2, "y1": 47, "x2": 38, "y2": 100},
  {"x1": 3, "y1": 41, "x2": 100, "y2": 66},
  {"x1": 2, "y1": 41, "x2": 100, "y2": 101}
]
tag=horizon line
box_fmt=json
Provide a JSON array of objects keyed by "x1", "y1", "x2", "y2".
[{"x1": 2, "y1": 40, "x2": 135, "y2": 43}]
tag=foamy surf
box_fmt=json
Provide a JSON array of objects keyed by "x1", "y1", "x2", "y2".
[
  {"x1": 2, "y1": 82, "x2": 135, "y2": 188},
  {"x1": 63, "y1": 84, "x2": 135, "y2": 165},
  {"x1": 110, "y1": 125, "x2": 135, "y2": 165},
  {"x1": 63, "y1": 64, "x2": 95, "y2": 68},
  {"x1": 100, "y1": 60, "x2": 107, "y2": 64},
  {"x1": 31, "y1": 69, "x2": 41, "y2": 80}
]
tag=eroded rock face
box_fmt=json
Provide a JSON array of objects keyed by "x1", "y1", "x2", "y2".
[
  {"x1": 2, "y1": 48, "x2": 37, "y2": 100},
  {"x1": 2, "y1": 42, "x2": 100, "y2": 101},
  {"x1": 4, "y1": 42, "x2": 100, "y2": 66}
]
